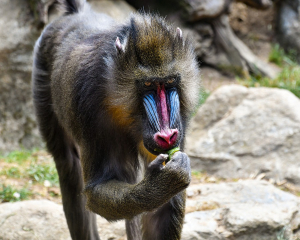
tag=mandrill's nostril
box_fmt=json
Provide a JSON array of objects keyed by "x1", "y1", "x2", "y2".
[
  {"x1": 154, "y1": 129, "x2": 178, "y2": 150},
  {"x1": 157, "y1": 136, "x2": 165, "y2": 142},
  {"x1": 170, "y1": 131, "x2": 177, "y2": 142}
]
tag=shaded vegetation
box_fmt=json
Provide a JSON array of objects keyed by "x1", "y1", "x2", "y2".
[
  {"x1": 199, "y1": 89, "x2": 210, "y2": 106},
  {"x1": 192, "y1": 89, "x2": 210, "y2": 117},
  {"x1": 0, "y1": 149, "x2": 60, "y2": 203},
  {"x1": 2, "y1": 150, "x2": 33, "y2": 164},
  {"x1": 239, "y1": 44, "x2": 300, "y2": 98},
  {"x1": 0, "y1": 149, "x2": 59, "y2": 186},
  {"x1": 0, "y1": 184, "x2": 31, "y2": 203},
  {"x1": 269, "y1": 44, "x2": 297, "y2": 67},
  {"x1": 27, "y1": 161, "x2": 58, "y2": 184}
]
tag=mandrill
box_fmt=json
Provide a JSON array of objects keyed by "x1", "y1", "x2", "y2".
[{"x1": 32, "y1": 0, "x2": 200, "y2": 239}]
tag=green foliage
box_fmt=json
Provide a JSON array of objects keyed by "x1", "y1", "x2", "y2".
[
  {"x1": 276, "y1": 228, "x2": 286, "y2": 240},
  {"x1": 28, "y1": 0, "x2": 40, "y2": 22},
  {"x1": 0, "y1": 150, "x2": 61, "y2": 202},
  {"x1": 192, "y1": 89, "x2": 210, "y2": 117},
  {"x1": 26, "y1": 162, "x2": 59, "y2": 186},
  {"x1": 191, "y1": 171, "x2": 206, "y2": 179},
  {"x1": 0, "y1": 167, "x2": 22, "y2": 178},
  {"x1": 0, "y1": 149, "x2": 59, "y2": 187},
  {"x1": 276, "y1": 227, "x2": 295, "y2": 240},
  {"x1": 269, "y1": 44, "x2": 297, "y2": 67},
  {"x1": 199, "y1": 89, "x2": 210, "y2": 106},
  {"x1": 269, "y1": 44, "x2": 285, "y2": 66},
  {"x1": 0, "y1": 184, "x2": 31, "y2": 203},
  {"x1": 1, "y1": 150, "x2": 32, "y2": 164},
  {"x1": 240, "y1": 67, "x2": 300, "y2": 98},
  {"x1": 240, "y1": 44, "x2": 300, "y2": 98}
]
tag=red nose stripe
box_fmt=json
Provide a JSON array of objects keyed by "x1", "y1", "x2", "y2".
[
  {"x1": 155, "y1": 85, "x2": 178, "y2": 149},
  {"x1": 157, "y1": 85, "x2": 169, "y2": 129}
]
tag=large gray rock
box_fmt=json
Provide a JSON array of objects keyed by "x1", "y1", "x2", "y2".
[
  {"x1": 0, "y1": 200, "x2": 126, "y2": 240},
  {"x1": 182, "y1": 180, "x2": 300, "y2": 240},
  {"x1": 0, "y1": 0, "x2": 41, "y2": 152},
  {"x1": 1, "y1": 181, "x2": 299, "y2": 240},
  {"x1": 183, "y1": 0, "x2": 227, "y2": 21},
  {"x1": 0, "y1": 0, "x2": 134, "y2": 153},
  {"x1": 0, "y1": 200, "x2": 71, "y2": 240},
  {"x1": 186, "y1": 85, "x2": 300, "y2": 184}
]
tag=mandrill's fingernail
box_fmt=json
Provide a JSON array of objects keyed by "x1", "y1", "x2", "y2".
[{"x1": 161, "y1": 154, "x2": 168, "y2": 159}]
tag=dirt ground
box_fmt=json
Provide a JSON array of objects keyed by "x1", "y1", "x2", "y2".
[{"x1": 201, "y1": 67, "x2": 237, "y2": 92}]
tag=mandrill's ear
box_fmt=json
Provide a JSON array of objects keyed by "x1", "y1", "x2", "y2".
[
  {"x1": 115, "y1": 37, "x2": 125, "y2": 54},
  {"x1": 176, "y1": 27, "x2": 182, "y2": 39}
]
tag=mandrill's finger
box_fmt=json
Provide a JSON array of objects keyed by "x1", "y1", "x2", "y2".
[
  {"x1": 148, "y1": 154, "x2": 168, "y2": 172},
  {"x1": 167, "y1": 151, "x2": 190, "y2": 169}
]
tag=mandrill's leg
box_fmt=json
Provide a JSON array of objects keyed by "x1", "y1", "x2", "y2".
[
  {"x1": 32, "y1": 52, "x2": 99, "y2": 240},
  {"x1": 126, "y1": 215, "x2": 142, "y2": 240},
  {"x1": 54, "y1": 146, "x2": 100, "y2": 240},
  {"x1": 141, "y1": 191, "x2": 186, "y2": 240}
]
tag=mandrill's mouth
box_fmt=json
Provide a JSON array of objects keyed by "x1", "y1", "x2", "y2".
[{"x1": 143, "y1": 130, "x2": 181, "y2": 156}]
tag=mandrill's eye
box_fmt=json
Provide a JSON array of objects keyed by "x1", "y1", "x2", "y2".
[
  {"x1": 144, "y1": 81, "x2": 152, "y2": 87},
  {"x1": 167, "y1": 78, "x2": 175, "y2": 84}
]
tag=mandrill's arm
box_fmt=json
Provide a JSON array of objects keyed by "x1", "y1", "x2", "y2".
[{"x1": 84, "y1": 152, "x2": 191, "y2": 221}]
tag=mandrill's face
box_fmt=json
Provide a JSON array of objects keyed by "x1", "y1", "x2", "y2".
[
  {"x1": 111, "y1": 19, "x2": 199, "y2": 157},
  {"x1": 140, "y1": 75, "x2": 183, "y2": 155}
]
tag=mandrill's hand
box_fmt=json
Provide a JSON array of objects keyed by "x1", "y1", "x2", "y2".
[
  {"x1": 135, "y1": 151, "x2": 191, "y2": 211},
  {"x1": 149, "y1": 151, "x2": 191, "y2": 190},
  {"x1": 85, "y1": 152, "x2": 191, "y2": 220}
]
